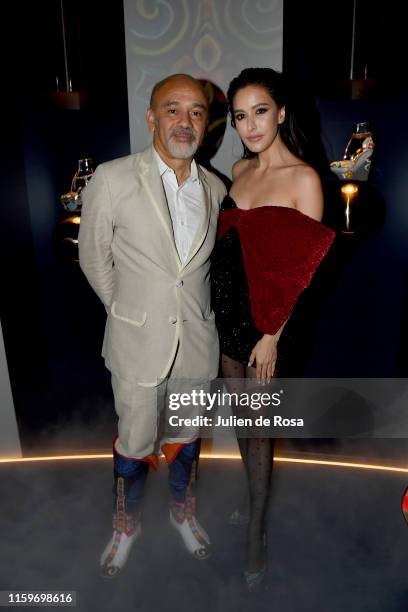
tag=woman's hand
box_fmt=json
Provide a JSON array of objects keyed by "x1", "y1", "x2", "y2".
[{"x1": 248, "y1": 334, "x2": 278, "y2": 383}]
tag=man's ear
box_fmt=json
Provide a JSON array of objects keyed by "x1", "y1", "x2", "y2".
[{"x1": 146, "y1": 107, "x2": 155, "y2": 133}]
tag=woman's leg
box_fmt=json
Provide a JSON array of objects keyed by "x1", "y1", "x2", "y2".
[
  {"x1": 220, "y1": 354, "x2": 249, "y2": 520},
  {"x1": 221, "y1": 354, "x2": 248, "y2": 462},
  {"x1": 244, "y1": 365, "x2": 274, "y2": 575},
  {"x1": 221, "y1": 355, "x2": 274, "y2": 578},
  {"x1": 243, "y1": 435, "x2": 274, "y2": 573}
]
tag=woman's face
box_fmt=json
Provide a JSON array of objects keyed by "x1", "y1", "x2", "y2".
[{"x1": 232, "y1": 85, "x2": 285, "y2": 154}]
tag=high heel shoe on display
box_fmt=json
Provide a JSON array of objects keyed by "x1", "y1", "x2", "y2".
[
  {"x1": 330, "y1": 121, "x2": 375, "y2": 181},
  {"x1": 330, "y1": 147, "x2": 373, "y2": 181}
]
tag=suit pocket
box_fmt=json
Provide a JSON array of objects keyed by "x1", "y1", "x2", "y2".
[{"x1": 111, "y1": 301, "x2": 147, "y2": 327}]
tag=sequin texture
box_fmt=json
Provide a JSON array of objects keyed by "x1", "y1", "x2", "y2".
[
  {"x1": 211, "y1": 194, "x2": 335, "y2": 368},
  {"x1": 211, "y1": 195, "x2": 262, "y2": 365}
]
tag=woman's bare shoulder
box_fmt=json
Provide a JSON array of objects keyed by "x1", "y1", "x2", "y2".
[
  {"x1": 290, "y1": 164, "x2": 323, "y2": 221},
  {"x1": 290, "y1": 163, "x2": 321, "y2": 187}
]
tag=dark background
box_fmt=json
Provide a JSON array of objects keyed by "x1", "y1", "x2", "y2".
[{"x1": 1, "y1": 0, "x2": 407, "y2": 450}]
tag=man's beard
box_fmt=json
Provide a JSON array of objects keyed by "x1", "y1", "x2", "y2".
[{"x1": 167, "y1": 128, "x2": 199, "y2": 159}]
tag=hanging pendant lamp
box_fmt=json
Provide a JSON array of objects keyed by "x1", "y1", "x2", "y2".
[{"x1": 49, "y1": 0, "x2": 86, "y2": 110}]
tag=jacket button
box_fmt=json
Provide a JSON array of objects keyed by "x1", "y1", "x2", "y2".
[
  {"x1": 175, "y1": 280, "x2": 183, "y2": 287},
  {"x1": 169, "y1": 316, "x2": 177, "y2": 324}
]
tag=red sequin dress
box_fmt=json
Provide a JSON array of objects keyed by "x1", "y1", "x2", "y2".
[{"x1": 211, "y1": 195, "x2": 335, "y2": 365}]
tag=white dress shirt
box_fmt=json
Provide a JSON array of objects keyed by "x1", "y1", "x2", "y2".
[{"x1": 154, "y1": 149, "x2": 204, "y2": 264}]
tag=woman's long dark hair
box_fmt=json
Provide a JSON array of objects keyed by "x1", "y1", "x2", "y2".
[{"x1": 227, "y1": 67, "x2": 329, "y2": 175}]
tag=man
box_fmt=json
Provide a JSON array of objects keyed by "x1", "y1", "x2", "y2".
[{"x1": 79, "y1": 74, "x2": 226, "y2": 577}]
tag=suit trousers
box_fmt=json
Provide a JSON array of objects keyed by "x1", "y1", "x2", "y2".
[{"x1": 112, "y1": 341, "x2": 208, "y2": 459}]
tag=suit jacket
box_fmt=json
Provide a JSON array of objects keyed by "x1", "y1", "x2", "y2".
[{"x1": 78, "y1": 145, "x2": 227, "y2": 386}]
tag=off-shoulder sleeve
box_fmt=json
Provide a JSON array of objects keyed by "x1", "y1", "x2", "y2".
[{"x1": 235, "y1": 207, "x2": 335, "y2": 335}]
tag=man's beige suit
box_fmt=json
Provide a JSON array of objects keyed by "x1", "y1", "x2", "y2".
[{"x1": 79, "y1": 145, "x2": 226, "y2": 391}]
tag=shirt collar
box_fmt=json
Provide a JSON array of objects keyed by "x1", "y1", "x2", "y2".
[{"x1": 153, "y1": 147, "x2": 200, "y2": 183}]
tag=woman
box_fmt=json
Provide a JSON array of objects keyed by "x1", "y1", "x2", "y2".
[{"x1": 211, "y1": 68, "x2": 335, "y2": 590}]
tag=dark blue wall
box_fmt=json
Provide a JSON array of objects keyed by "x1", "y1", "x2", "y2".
[
  {"x1": 2, "y1": 1, "x2": 130, "y2": 440},
  {"x1": 283, "y1": 0, "x2": 408, "y2": 377},
  {"x1": 305, "y1": 96, "x2": 408, "y2": 376}
]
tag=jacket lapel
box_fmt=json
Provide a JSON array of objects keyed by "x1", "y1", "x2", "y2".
[
  {"x1": 139, "y1": 146, "x2": 182, "y2": 269},
  {"x1": 181, "y1": 165, "x2": 212, "y2": 270}
]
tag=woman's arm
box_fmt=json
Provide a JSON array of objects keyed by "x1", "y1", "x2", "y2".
[{"x1": 248, "y1": 165, "x2": 325, "y2": 383}]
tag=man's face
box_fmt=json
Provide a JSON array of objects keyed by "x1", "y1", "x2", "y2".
[{"x1": 146, "y1": 77, "x2": 208, "y2": 161}]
